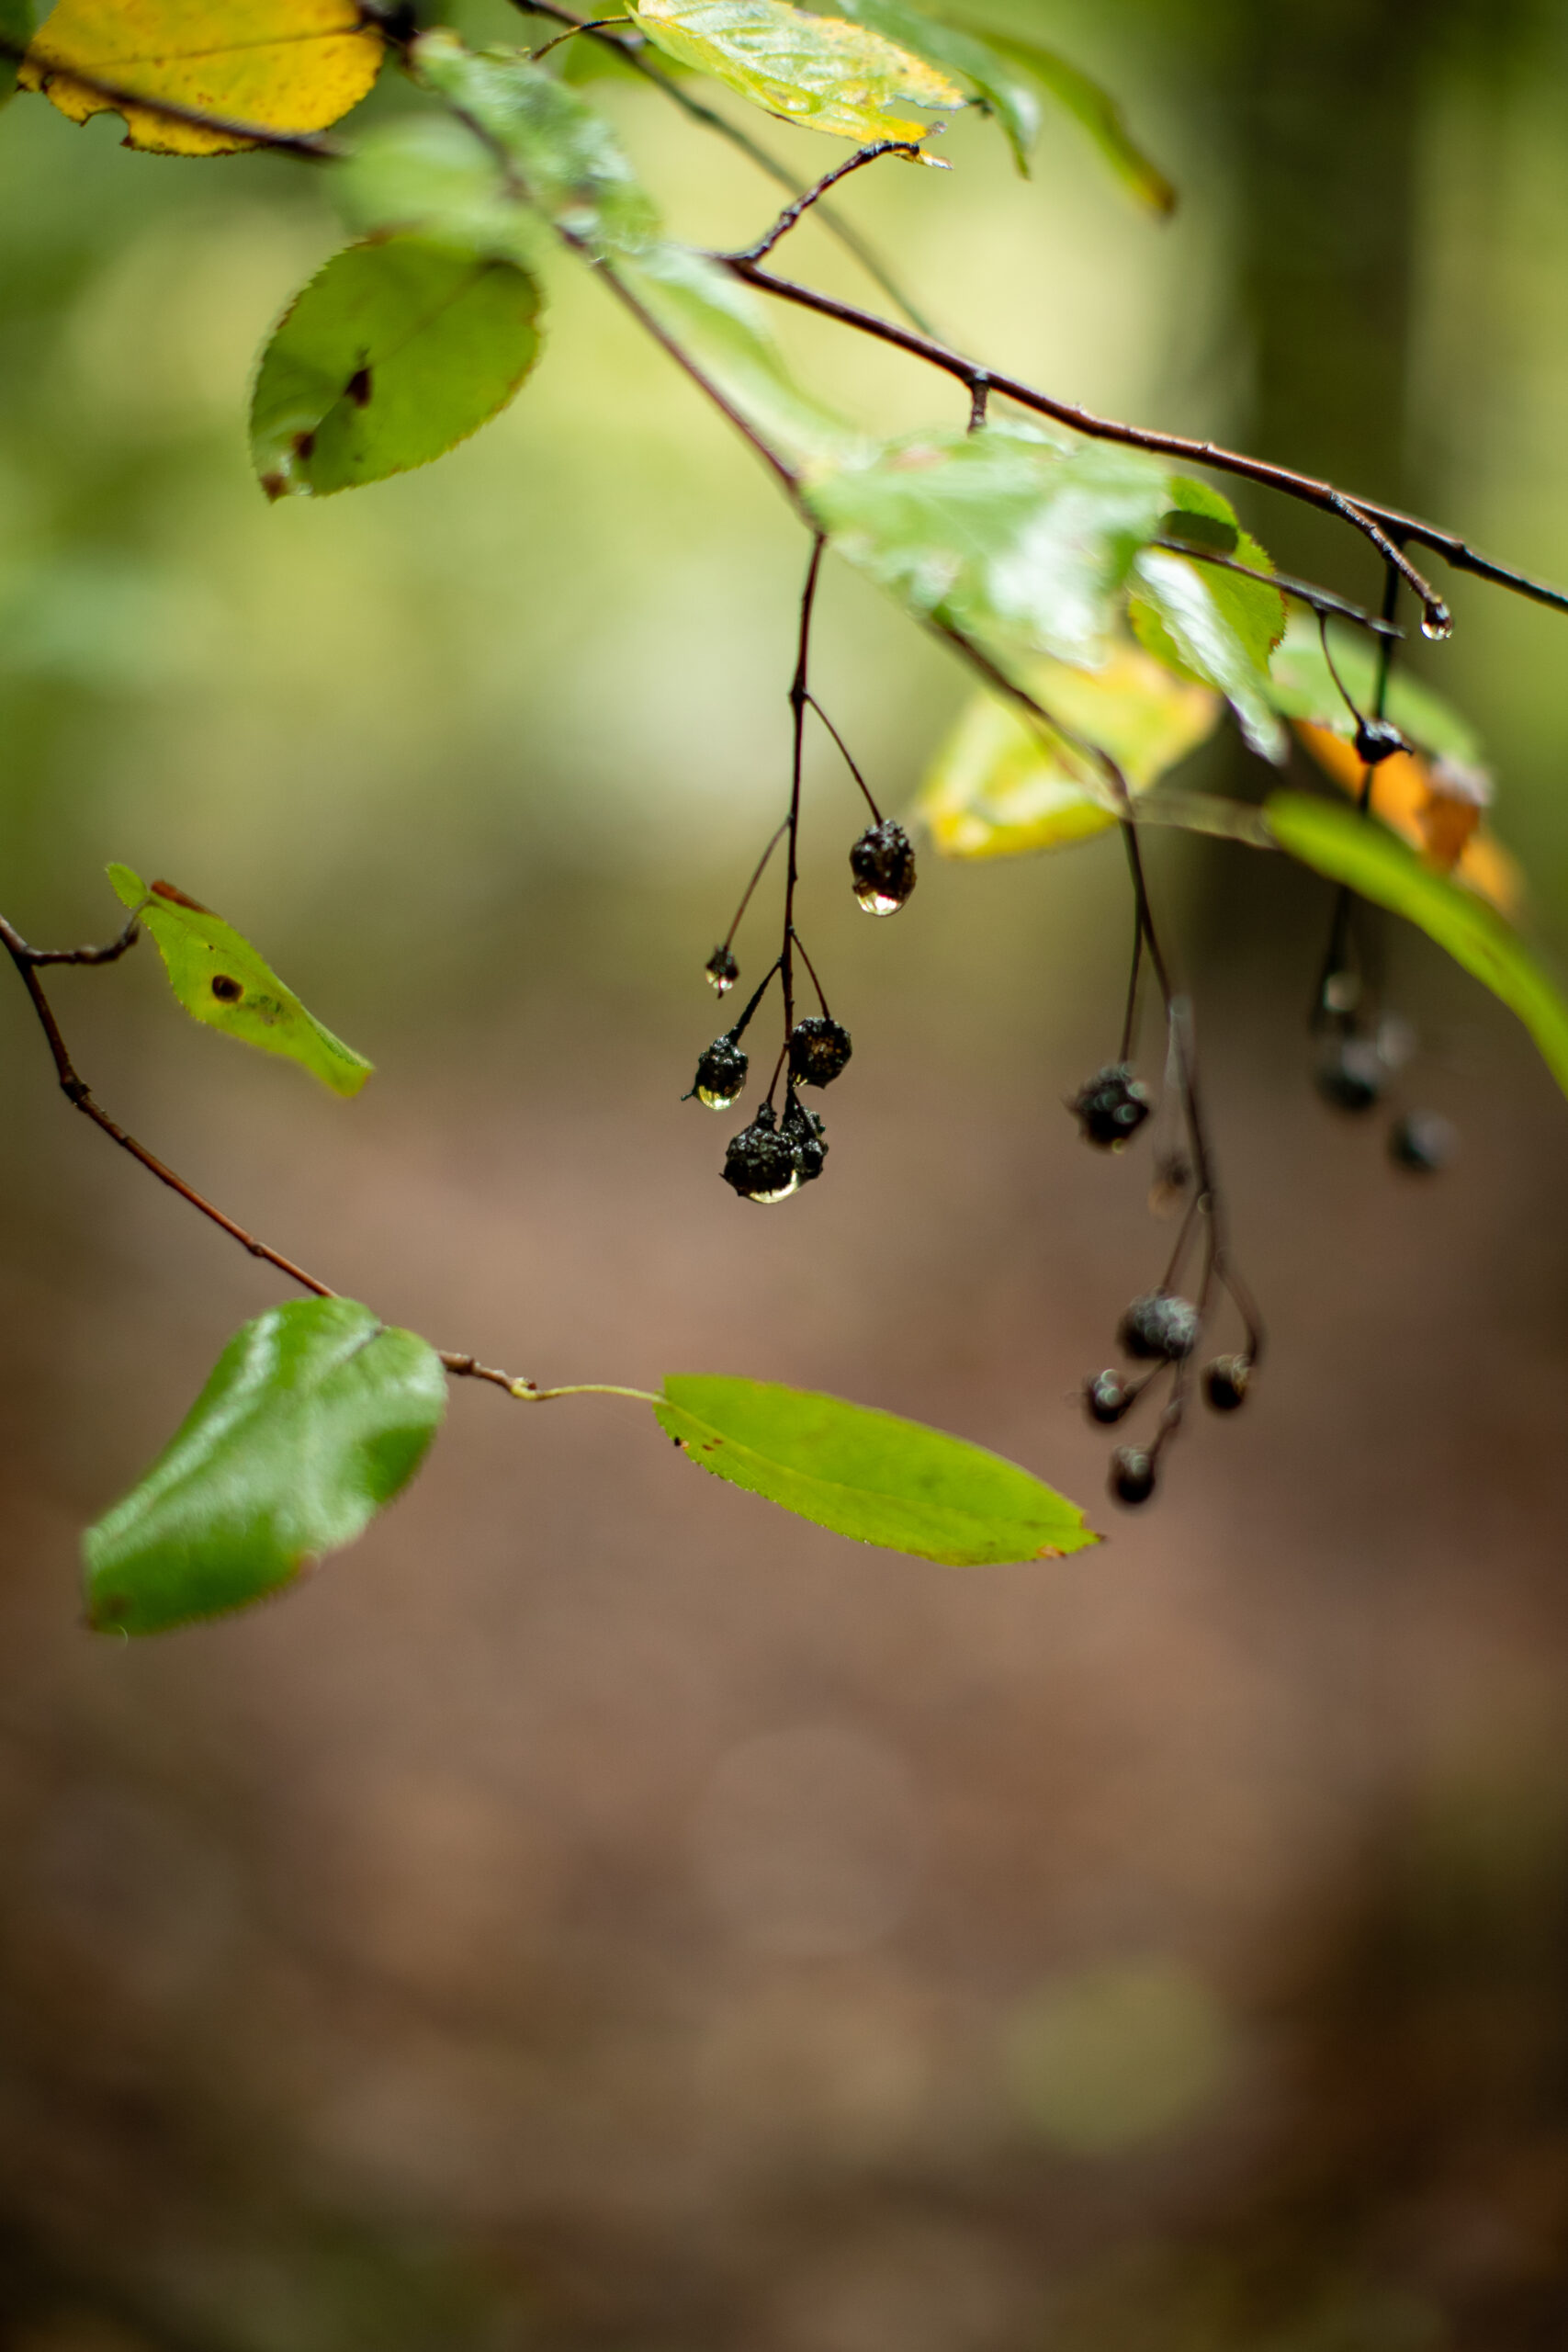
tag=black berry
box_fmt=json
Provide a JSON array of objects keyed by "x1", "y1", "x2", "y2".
[
  {"x1": 789, "y1": 1016, "x2": 853, "y2": 1088},
  {"x1": 689, "y1": 1033, "x2": 748, "y2": 1110},
  {"x1": 1202, "y1": 1354, "x2": 1250, "y2": 1412},
  {"x1": 850, "y1": 820, "x2": 916, "y2": 915},
  {"x1": 1070, "y1": 1064, "x2": 1152, "y2": 1149},
  {"x1": 1353, "y1": 717, "x2": 1404, "y2": 765},
  {"x1": 1315, "y1": 1037, "x2": 1384, "y2": 1114},
  {"x1": 782, "y1": 1095, "x2": 828, "y2": 1184},
  {"x1": 1119, "y1": 1292, "x2": 1201, "y2": 1362},
  {"x1": 705, "y1": 944, "x2": 739, "y2": 996},
  {"x1": 722, "y1": 1104, "x2": 799, "y2": 1203},
  {"x1": 1389, "y1": 1110, "x2": 1458, "y2": 1174},
  {"x1": 1110, "y1": 1446, "x2": 1156, "y2": 1507},
  {"x1": 1084, "y1": 1369, "x2": 1134, "y2": 1425}
]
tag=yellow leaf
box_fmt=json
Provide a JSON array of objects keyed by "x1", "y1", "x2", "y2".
[
  {"x1": 921, "y1": 647, "x2": 1220, "y2": 860},
  {"x1": 1293, "y1": 722, "x2": 1521, "y2": 917},
  {"x1": 631, "y1": 0, "x2": 961, "y2": 148},
  {"x1": 20, "y1": 0, "x2": 381, "y2": 155}
]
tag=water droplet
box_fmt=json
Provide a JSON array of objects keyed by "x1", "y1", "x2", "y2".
[
  {"x1": 1420, "y1": 605, "x2": 1453, "y2": 642},
  {"x1": 854, "y1": 888, "x2": 904, "y2": 917},
  {"x1": 697, "y1": 1082, "x2": 741, "y2": 1110},
  {"x1": 748, "y1": 1172, "x2": 801, "y2": 1204}
]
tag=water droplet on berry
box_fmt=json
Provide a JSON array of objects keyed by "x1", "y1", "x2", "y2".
[
  {"x1": 1110, "y1": 1445, "x2": 1156, "y2": 1507},
  {"x1": 1202, "y1": 1354, "x2": 1250, "y2": 1412},
  {"x1": 1084, "y1": 1370, "x2": 1134, "y2": 1425},
  {"x1": 1119, "y1": 1293, "x2": 1201, "y2": 1362},
  {"x1": 789, "y1": 1016, "x2": 852, "y2": 1088},
  {"x1": 722, "y1": 1104, "x2": 800, "y2": 1203},
  {"x1": 1389, "y1": 1110, "x2": 1458, "y2": 1174},
  {"x1": 1069, "y1": 1064, "x2": 1152, "y2": 1149},
  {"x1": 850, "y1": 820, "x2": 916, "y2": 915},
  {"x1": 691, "y1": 1034, "x2": 749, "y2": 1111},
  {"x1": 705, "y1": 944, "x2": 739, "y2": 996}
]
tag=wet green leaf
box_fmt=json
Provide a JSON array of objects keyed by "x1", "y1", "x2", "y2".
[
  {"x1": 1264, "y1": 792, "x2": 1568, "y2": 1098},
  {"x1": 107, "y1": 864, "x2": 372, "y2": 1096},
  {"x1": 412, "y1": 30, "x2": 660, "y2": 254},
  {"x1": 250, "y1": 236, "x2": 543, "y2": 501},
  {"x1": 921, "y1": 644, "x2": 1220, "y2": 858},
  {"x1": 85, "y1": 1299, "x2": 446, "y2": 1634},
  {"x1": 656, "y1": 1374, "x2": 1099, "y2": 1563},
  {"x1": 820, "y1": 0, "x2": 1037, "y2": 167},
  {"x1": 1266, "y1": 614, "x2": 1484, "y2": 763},
  {"x1": 1130, "y1": 480, "x2": 1287, "y2": 762},
  {"x1": 805, "y1": 422, "x2": 1170, "y2": 683},
  {"x1": 630, "y1": 0, "x2": 962, "y2": 148},
  {"x1": 976, "y1": 23, "x2": 1175, "y2": 214}
]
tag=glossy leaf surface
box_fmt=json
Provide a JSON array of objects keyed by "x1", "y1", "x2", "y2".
[
  {"x1": 656, "y1": 1375, "x2": 1099, "y2": 1563},
  {"x1": 85, "y1": 1300, "x2": 446, "y2": 1634},
  {"x1": 921, "y1": 645, "x2": 1219, "y2": 858},
  {"x1": 631, "y1": 0, "x2": 962, "y2": 147},
  {"x1": 20, "y1": 0, "x2": 380, "y2": 153},
  {"x1": 976, "y1": 22, "x2": 1175, "y2": 213},
  {"x1": 1265, "y1": 793, "x2": 1568, "y2": 1097},
  {"x1": 819, "y1": 0, "x2": 1038, "y2": 167},
  {"x1": 251, "y1": 237, "x2": 543, "y2": 501},
  {"x1": 1130, "y1": 482, "x2": 1287, "y2": 763},
  {"x1": 806, "y1": 424, "x2": 1170, "y2": 682},
  {"x1": 108, "y1": 864, "x2": 371, "y2": 1096},
  {"x1": 412, "y1": 30, "x2": 661, "y2": 255}
]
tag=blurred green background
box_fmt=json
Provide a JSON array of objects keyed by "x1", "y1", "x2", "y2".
[{"x1": 5, "y1": 2, "x2": 1568, "y2": 2346}]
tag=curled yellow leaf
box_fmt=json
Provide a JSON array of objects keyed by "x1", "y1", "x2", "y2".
[{"x1": 20, "y1": 0, "x2": 381, "y2": 154}]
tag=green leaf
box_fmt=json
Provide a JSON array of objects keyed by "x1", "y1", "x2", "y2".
[
  {"x1": 1265, "y1": 613, "x2": 1484, "y2": 763},
  {"x1": 337, "y1": 113, "x2": 553, "y2": 272},
  {"x1": 1264, "y1": 792, "x2": 1568, "y2": 1099},
  {"x1": 250, "y1": 236, "x2": 543, "y2": 501},
  {"x1": 819, "y1": 0, "x2": 1037, "y2": 168},
  {"x1": 0, "y1": 0, "x2": 35, "y2": 105},
  {"x1": 655, "y1": 1374, "x2": 1098, "y2": 1563},
  {"x1": 629, "y1": 0, "x2": 963, "y2": 147},
  {"x1": 805, "y1": 422, "x2": 1170, "y2": 682},
  {"x1": 85, "y1": 1299, "x2": 446, "y2": 1635},
  {"x1": 1129, "y1": 480, "x2": 1287, "y2": 762},
  {"x1": 920, "y1": 643, "x2": 1220, "y2": 859},
  {"x1": 412, "y1": 29, "x2": 660, "y2": 255},
  {"x1": 107, "y1": 864, "x2": 372, "y2": 1097},
  {"x1": 974, "y1": 23, "x2": 1175, "y2": 214}
]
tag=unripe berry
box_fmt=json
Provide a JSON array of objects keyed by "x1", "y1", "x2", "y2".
[
  {"x1": 690, "y1": 1034, "x2": 748, "y2": 1110},
  {"x1": 1389, "y1": 1110, "x2": 1458, "y2": 1174},
  {"x1": 1202, "y1": 1354, "x2": 1250, "y2": 1412},
  {"x1": 1353, "y1": 717, "x2": 1404, "y2": 765},
  {"x1": 789, "y1": 1016, "x2": 852, "y2": 1088},
  {"x1": 1084, "y1": 1369, "x2": 1134, "y2": 1425},
  {"x1": 1070, "y1": 1064, "x2": 1152, "y2": 1149},
  {"x1": 1314, "y1": 1037, "x2": 1384, "y2": 1114},
  {"x1": 850, "y1": 820, "x2": 916, "y2": 915},
  {"x1": 705, "y1": 944, "x2": 739, "y2": 996},
  {"x1": 722, "y1": 1104, "x2": 799, "y2": 1203},
  {"x1": 1110, "y1": 1445, "x2": 1156, "y2": 1507},
  {"x1": 1119, "y1": 1292, "x2": 1200, "y2": 1362}
]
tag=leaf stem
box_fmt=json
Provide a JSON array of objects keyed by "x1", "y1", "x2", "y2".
[{"x1": 729, "y1": 140, "x2": 928, "y2": 266}]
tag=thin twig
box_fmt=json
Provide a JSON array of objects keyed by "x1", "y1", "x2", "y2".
[
  {"x1": 504, "y1": 0, "x2": 943, "y2": 336},
  {"x1": 730, "y1": 140, "x2": 927, "y2": 266},
  {"x1": 11, "y1": 909, "x2": 145, "y2": 967},
  {"x1": 782, "y1": 537, "x2": 828, "y2": 1054},
  {"x1": 805, "y1": 692, "x2": 882, "y2": 820},
  {"x1": 1153, "y1": 540, "x2": 1404, "y2": 637},
  {"x1": 728, "y1": 260, "x2": 1568, "y2": 630}
]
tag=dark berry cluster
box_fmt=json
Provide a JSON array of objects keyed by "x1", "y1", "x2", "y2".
[
  {"x1": 1314, "y1": 976, "x2": 1459, "y2": 1176},
  {"x1": 1069, "y1": 1064, "x2": 1152, "y2": 1149},
  {"x1": 688, "y1": 709, "x2": 908, "y2": 1202}
]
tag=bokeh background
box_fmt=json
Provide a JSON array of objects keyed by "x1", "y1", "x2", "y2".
[{"x1": 4, "y1": 2, "x2": 1568, "y2": 2344}]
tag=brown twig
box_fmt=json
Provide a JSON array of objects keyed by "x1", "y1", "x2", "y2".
[{"x1": 730, "y1": 140, "x2": 928, "y2": 266}]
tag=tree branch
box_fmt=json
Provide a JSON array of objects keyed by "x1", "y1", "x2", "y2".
[{"x1": 729, "y1": 140, "x2": 927, "y2": 266}]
